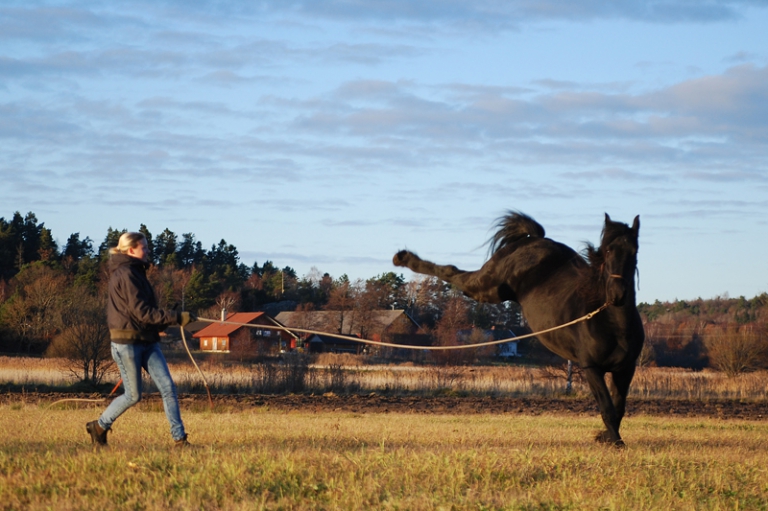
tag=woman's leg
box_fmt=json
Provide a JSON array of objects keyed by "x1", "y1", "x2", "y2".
[
  {"x1": 98, "y1": 343, "x2": 143, "y2": 430},
  {"x1": 145, "y1": 343, "x2": 186, "y2": 441}
]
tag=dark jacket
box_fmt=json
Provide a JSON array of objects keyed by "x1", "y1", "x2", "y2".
[{"x1": 107, "y1": 253, "x2": 180, "y2": 344}]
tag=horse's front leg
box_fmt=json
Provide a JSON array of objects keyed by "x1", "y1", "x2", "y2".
[
  {"x1": 609, "y1": 366, "x2": 635, "y2": 433},
  {"x1": 583, "y1": 367, "x2": 624, "y2": 447},
  {"x1": 393, "y1": 250, "x2": 503, "y2": 303}
]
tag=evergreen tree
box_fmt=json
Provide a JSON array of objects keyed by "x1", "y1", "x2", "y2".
[
  {"x1": 98, "y1": 227, "x2": 126, "y2": 259},
  {"x1": 63, "y1": 233, "x2": 94, "y2": 261},
  {"x1": 177, "y1": 233, "x2": 204, "y2": 268},
  {"x1": 154, "y1": 228, "x2": 178, "y2": 267},
  {"x1": 38, "y1": 227, "x2": 58, "y2": 262},
  {"x1": 0, "y1": 212, "x2": 48, "y2": 278},
  {"x1": 0, "y1": 216, "x2": 15, "y2": 279},
  {"x1": 139, "y1": 224, "x2": 154, "y2": 264}
]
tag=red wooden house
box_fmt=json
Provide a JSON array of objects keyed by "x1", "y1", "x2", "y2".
[{"x1": 192, "y1": 312, "x2": 298, "y2": 354}]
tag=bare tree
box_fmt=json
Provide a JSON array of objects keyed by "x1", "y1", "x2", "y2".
[
  {"x1": 324, "y1": 280, "x2": 356, "y2": 334},
  {"x1": 430, "y1": 295, "x2": 475, "y2": 366},
  {"x1": 410, "y1": 276, "x2": 449, "y2": 327},
  {"x1": 636, "y1": 341, "x2": 655, "y2": 368},
  {"x1": 291, "y1": 302, "x2": 322, "y2": 349},
  {"x1": 704, "y1": 323, "x2": 767, "y2": 377},
  {"x1": 3, "y1": 264, "x2": 67, "y2": 352},
  {"x1": 2, "y1": 297, "x2": 35, "y2": 352},
  {"x1": 637, "y1": 319, "x2": 658, "y2": 367},
  {"x1": 350, "y1": 279, "x2": 382, "y2": 340},
  {"x1": 147, "y1": 265, "x2": 192, "y2": 310},
  {"x1": 216, "y1": 291, "x2": 240, "y2": 313},
  {"x1": 48, "y1": 292, "x2": 112, "y2": 384},
  {"x1": 230, "y1": 328, "x2": 257, "y2": 362}
]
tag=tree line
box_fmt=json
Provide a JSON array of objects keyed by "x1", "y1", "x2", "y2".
[
  {"x1": 637, "y1": 295, "x2": 768, "y2": 375},
  {"x1": 1, "y1": 210, "x2": 767, "y2": 380},
  {"x1": 0, "y1": 211, "x2": 520, "y2": 377}
]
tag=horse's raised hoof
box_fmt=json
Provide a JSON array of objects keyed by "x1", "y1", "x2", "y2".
[{"x1": 393, "y1": 250, "x2": 411, "y2": 267}]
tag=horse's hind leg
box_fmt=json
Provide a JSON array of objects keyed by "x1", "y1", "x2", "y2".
[
  {"x1": 393, "y1": 250, "x2": 503, "y2": 303},
  {"x1": 584, "y1": 367, "x2": 624, "y2": 447},
  {"x1": 393, "y1": 250, "x2": 464, "y2": 281}
]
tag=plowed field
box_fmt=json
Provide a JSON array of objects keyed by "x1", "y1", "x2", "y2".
[{"x1": 6, "y1": 392, "x2": 766, "y2": 420}]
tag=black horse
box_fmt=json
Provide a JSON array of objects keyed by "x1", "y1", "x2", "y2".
[{"x1": 393, "y1": 212, "x2": 644, "y2": 446}]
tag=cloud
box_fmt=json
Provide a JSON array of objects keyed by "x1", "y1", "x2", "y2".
[
  {"x1": 559, "y1": 168, "x2": 668, "y2": 182},
  {"x1": 0, "y1": 5, "x2": 116, "y2": 43},
  {"x1": 252, "y1": 0, "x2": 754, "y2": 26},
  {"x1": 723, "y1": 51, "x2": 757, "y2": 63},
  {"x1": 3, "y1": 58, "x2": 766, "y2": 195},
  {"x1": 261, "y1": 64, "x2": 767, "y2": 176},
  {"x1": 3, "y1": 1, "x2": 761, "y2": 56}
]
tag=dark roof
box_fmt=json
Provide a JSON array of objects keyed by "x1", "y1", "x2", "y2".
[
  {"x1": 307, "y1": 333, "x2": 361, "y2": 346},
  {"x1": 275, "y1": 309, "x2": 417, "y2": 336}
]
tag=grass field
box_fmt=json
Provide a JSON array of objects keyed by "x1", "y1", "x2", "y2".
[{"x1": 2, "y1": 402, "x2": 767, "y2": 510}]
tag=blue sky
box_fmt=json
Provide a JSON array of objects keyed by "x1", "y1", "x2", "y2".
[{"x1": 1, "y1": 0, "x2": 767, "y2": 304}]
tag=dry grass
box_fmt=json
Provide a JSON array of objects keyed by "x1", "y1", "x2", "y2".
[
  {"x1": 631, "y1": 367, "x2": 768, "y2": 400},
  {"x1": 1, "y1": 402, "x2": 767, "y2": 510},
  {"x1": 0, "y1": 356, "x2": 86, "y2": 387},
  {"x1": 2, "y1": 356, "x2": 768, "y2": 401}
]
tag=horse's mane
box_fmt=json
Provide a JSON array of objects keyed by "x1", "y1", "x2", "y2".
[{"x1": 487, "y1": 211, "x2": 545, "y2": 256}]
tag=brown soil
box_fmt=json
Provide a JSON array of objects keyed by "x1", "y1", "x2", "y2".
[{"x1": 5, "y1": 392, "x2": 767, "y2": 420}]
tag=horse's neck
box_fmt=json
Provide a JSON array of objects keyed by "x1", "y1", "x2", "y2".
[{"x1": 606, "y1": 285, "x2": 639, "y2": 323}]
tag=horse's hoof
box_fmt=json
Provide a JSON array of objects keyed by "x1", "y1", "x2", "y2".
[
  {"x1": 594, "y1": 430, "x2": 623, "y2": 447},
  {"x1": 393, "y1": 250, "x2": 409, "y2": 266}
]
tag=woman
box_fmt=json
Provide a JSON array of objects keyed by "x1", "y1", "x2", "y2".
[{"x1": 86, "y1": 232, "x2": 195, "y2": 448}]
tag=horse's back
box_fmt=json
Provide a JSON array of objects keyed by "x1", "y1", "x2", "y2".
[{"x1": 491, "y1": 237, "x2": 584, "y2": 292}]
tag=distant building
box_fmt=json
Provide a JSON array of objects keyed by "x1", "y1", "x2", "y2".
[
  {"x1": 192, "y1": 312, "x2": 297, "y2": 354},
  {"x1": 458, "y1": 327, "x2": 519, "y2": 359},
  {"x1": 305, "y1": 333, "x2": 362, "y2": 354},
  {"x1": 275, "y1": 309, "x2": 423, "y2": 354}
]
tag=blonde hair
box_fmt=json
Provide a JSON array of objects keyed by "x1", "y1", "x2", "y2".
[{"x1": 109, "y1": 232, "x2": 146, "y2": 256}]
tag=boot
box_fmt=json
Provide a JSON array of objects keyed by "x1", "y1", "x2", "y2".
[
  {"x1": 174, "y1": 435, "x2": 191, "y2": 449},
  {"x1": 86, "y1": 420, "x2": 108, "y2": 446}
]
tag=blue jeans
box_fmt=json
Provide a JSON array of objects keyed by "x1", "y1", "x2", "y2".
[{"x1": 98, "y1": 342, "x2": 186, "y2": 441}]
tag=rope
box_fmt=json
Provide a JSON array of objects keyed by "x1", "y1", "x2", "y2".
[
  {"x1": 44, "y1": 303, "x2": 607, "y2": 408},
  {"x1": 197, "y1": 302, "x2": 610, "y2": 351},
  {"x1": 48, "y1": 373, "x2": 125, "y2": 408},
  {"x1": 47, "y1": 330, "x2": 213, "y2": 410},
  {"x1": 180, "y1": 323, "x2": 214, "y2": 410},
  {"x1": 48, "y1": 397, "x2": 107, "y2": 407}
]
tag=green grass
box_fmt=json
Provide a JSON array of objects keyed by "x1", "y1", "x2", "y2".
[{"x1": 1, "y1": 403, "x2": 768, "y2": 510}]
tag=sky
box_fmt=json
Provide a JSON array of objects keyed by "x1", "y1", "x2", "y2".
[{"x1": 1, "y1": 0, "x2": 767, "y2": 305}]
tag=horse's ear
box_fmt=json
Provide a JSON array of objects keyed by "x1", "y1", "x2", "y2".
[
  {"x1": 632, "y1": 215, "x2": 640, "y2": 236},
  {"x1": 605, "y1": 213, "x2": 611, "y2": 224}
]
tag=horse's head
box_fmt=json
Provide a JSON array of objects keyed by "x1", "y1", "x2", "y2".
[{"x1": 600, "y1": 214, "x2": 640, "y2": 307}]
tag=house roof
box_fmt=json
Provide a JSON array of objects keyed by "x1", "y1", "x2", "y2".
[
  {"x1": 307, "y1": 333, "x2": 361, "y2": 346},
  {"x1": 275, "y1": 309, "x2": 418, "y2": 337},
  {"x1": 193, "y1": 312, "x2": 269, "y2": 338}
]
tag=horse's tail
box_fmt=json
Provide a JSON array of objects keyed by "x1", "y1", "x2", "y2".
[{"x1": 488, "y1": 211, "x2": 545, "y2": 255}]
